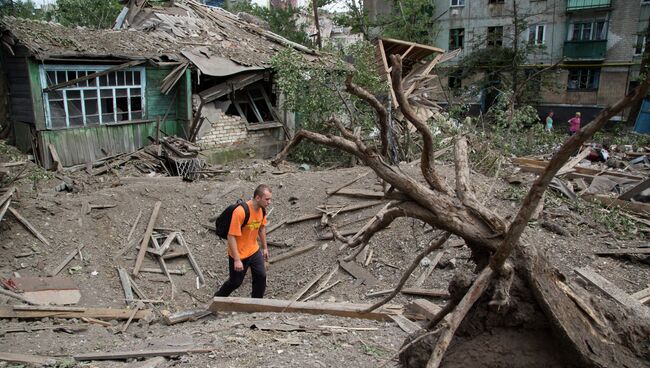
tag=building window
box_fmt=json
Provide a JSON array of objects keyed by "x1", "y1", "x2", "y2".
[
  {"x1": 449, "y1": 28, "x2": 464, "y2": 50},
  {"x1": 528, "y1": 24, "x2": 546, "y2": 45},
  {"x1": 448, "y1": 71, "x2": 462, "y2": 90},
  {"x1": 635, "y1": 34, "x2": 646, "y2": 55},
  {"x1": 488, "y1": 0, "x2": 505, "y2": 3},
  {"x1": 568, "y1": 20, "x2": 607, "y2": 41},
  {"x1": 643, "y1": 0, "x2": 650, "y2": 5},
  {"x1": 41, "y1": 66, "x2": 146, "y2": 129},
  {"x1": 224, "y1": 84, "x2": 275, "y2": 124},
  {"x1": 487, "y1": 26, "x2": 504, "y2": 47},
  {"x1": 450, "y1": 0, "x2": 464, "y2": 6},
  {"x1": 567, "y1": 68, "x2": 600, "y2": 90}
]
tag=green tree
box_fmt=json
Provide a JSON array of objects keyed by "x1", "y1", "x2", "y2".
[
  {"x1": 0, "y1": 0, "x2": 46, "y2": 19},
  {"x1": 379, "y1": 0, "x2": 437, "y2": 44},
  {"x1": 52, "y1": 0, "x2": 122, "y2": 29},
  {"x1": 228, "y1": 0, "x2": 310, "y2": 46}
]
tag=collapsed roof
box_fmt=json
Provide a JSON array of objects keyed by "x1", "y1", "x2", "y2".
[{"x1": 0, "y1": 0, "x2": 322, "y2": 77}]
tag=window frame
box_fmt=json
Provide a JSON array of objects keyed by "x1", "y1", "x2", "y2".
[
  {"x1": 528, "y1": 24, "x2": 546, "y2": 45},
  {"x1": 635, "y1": 34, "x2": 646, "y2": 55},
  {"x1": 567, "y1": 68, "x2": 601, "y2": 91},
  {"x1": 449, "y1": 28, "x2": 465, "y2": 50},
  {"x1": 487, "y1": 26, "x2": 504, "y2": 47},
  {"x1": 450, "y1": 0, "x2": 465, "y2": 7},
  {"x1": 568, "y1": 20, "x2": 608, "y2": 41},
  {"x1": 40, "y1": 65, "x2": 147, "y2": 129},
  {"x1": 488, "y1": 0, "x2": 505, "y2": 4}
]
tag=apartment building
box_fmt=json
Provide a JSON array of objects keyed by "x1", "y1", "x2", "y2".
[{"x1": 364, "y1": 0, "x2": 650, "y2": 122}]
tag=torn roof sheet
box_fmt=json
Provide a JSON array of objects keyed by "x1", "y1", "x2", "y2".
[{"x1": 0, "y1": 0, "x2": 328, "y2": 76}]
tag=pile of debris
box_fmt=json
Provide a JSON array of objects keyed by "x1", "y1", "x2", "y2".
[
  {"x1": 55, "y1": 136, "x2": 228, "y2": 187},
  {"x1": 514, "y1": 143, "x2": 650, "y2": 218}
]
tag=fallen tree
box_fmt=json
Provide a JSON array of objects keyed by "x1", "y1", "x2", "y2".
[{"x1": 271, "y1": 44, "x2": 650, "y2": 366}]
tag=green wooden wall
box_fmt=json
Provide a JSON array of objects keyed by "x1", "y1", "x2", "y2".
[{"x1": 32, "y1": 64, "x2": 192, "y2": 169}]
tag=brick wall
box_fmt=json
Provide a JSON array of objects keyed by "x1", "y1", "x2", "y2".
[{"x1": 196, "y1": 114, "x2": 248, "y2": 147}]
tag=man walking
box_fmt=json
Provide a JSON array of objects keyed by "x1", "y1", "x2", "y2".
[{"x1": 215, "y1": 184, "x2": 272, "y2": 298}]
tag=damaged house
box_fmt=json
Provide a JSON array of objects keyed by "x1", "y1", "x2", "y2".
[{"x1": 0, "y1": 0, "x2": 322, "y2": 169}]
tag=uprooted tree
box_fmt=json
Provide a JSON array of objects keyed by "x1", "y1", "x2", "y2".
[{"x1": 271, "y1": 48, "x2": 650, "y2": 366}]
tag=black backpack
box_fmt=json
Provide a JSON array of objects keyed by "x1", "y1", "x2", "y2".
[{"x1": 214, "y1": 199, "x2": 266, "y2": 239}]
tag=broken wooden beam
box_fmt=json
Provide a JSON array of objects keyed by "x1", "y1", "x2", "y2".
[
  {"x1": 413, "y1": 251, "x2": 445, "y2": 287},
  {"x1": 140, "y1": 268, "x2": 187, "y2": 275},
  {"x1": 269, "y1": 243, "x2": 319, "y2": 264},
  {"x1": 0, "y1": 287, "x2": 36, "y2": 305},
  {"x1": 285, "y1": 201, "x2": 383, "y2": 225},
  {"x1": 302, "y1": 280, "x2": 341, "y2": 302},
  {"x1": 389, "y1": 314, "x2": 421, "y2": 334},
  {"x1": 0, "y1": 186, "x2": 16, "y2": 223},
  {"x1": 292, "y1": 270, "x2": 327, "y2": 301},
  {"x1": 0, "y1": 352, "x2": 56, "y2": 365},
  {"x1": 8, "y1": 207, "x2": 50, "y2": 246},
  {"x1": 556, "y1": 148, "x2": 592, "y2": 176},
  {"x1": 177, "y1": 233, "x2": 205, "y2": 287},
  {"x1": 117, "y1": 268, "x2": 134, "y2": 304},
  {"x1": 133, "y1": 201, "x2": 162, "y2": 276},
  {"x1": 73, "y1": 347, "x2": 213, "y2": 361},
  {"x1": 50, "y1": 245, "x2": 85, "y2": 277},
  {"x1": 574, "y1": 267, "x2": 650, "y2": 320},
  {"x1": 209, "y1": 297, "x2": 401, "y2": 320},
  {"x1": 330, "y1": 188, "x2": 385, "y2": 199},
  {"x1": 160, "y1": 309, "x2": 211, "y2": 325},
  {"x1": 618, "y1": 178, "x2": 650, "y2": 201},
  {"x1": 0, "y1": 306, "x2": 153, "y2": 320},
  {"x1": 583, "y1": 194, "x2": 650, "y2": 216},
  {"x1": 339, "y1": 260, "x2": 378, "y2": 287},
  {"x1": 594, "y1": 248, "x2": 650, "y2": 255},
  {"x1": 405, "y1": 299, "x2": 442, "y2": 320},
  {"x1": 326, "y1": 170, "x2": 371, "y2": 196},
  {"x1": 366, "y1": 288, "x2": 450, "y2": 298}
]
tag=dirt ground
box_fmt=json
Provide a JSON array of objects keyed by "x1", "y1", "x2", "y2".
[{"x1": 0, "y1": 142, "x2": 649, "y2": 368}]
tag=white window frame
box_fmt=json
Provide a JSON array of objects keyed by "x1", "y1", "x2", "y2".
[
  {"x1": 635, "y1": 34, "x2": 646, "y2": 55},
  {"x1": 450, "y1": 0, "x2": 465, "y2": 7},
  {"x1": 40, "y1": 65, "x2": 147, "y2": 129},
  {"x1": 567, "y1": 68, "x2": 601, "y2": 91},
  {"x1": 528, "y1": 24, "x2": 546, "y2": 45}
]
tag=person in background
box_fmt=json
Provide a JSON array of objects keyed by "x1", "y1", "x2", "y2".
[
  {"x1": 568, "y1": 112, "x2": 581, "y2": 135},
  {"x1": 545, "y1": 111, "x2": 554, "y2": 132}
]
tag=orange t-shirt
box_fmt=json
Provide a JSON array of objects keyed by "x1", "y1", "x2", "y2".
[{"x1": 227, "y1": 200, "x2": 267, "y2": 260}]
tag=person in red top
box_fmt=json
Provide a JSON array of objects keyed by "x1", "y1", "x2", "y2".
[
  {"x1": 214, "y1": 184, "x2": 272, "y2": 298},
  {"x1": 568, "y1": 112, "x2": 581, "y2": 135}
]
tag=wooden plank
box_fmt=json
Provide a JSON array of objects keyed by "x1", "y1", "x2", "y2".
[
  {"x1": 339, "y1": 260, "x2": 378, "y2": 287},
  {"x1": 265, "y1": 219, "x2": 286, "y2": 235},
  {"x1": 331, "y1": 188, "x2": 385, "y2": 199},
  {"x1": 618, "y1": 178, "x2": 650, "y2": 201},
  {"x1": 326, "y1": 170, "x2": 371, "y2": 196},
  {"x1": 0, "y1": 287, "x2": 36, "y2": 305},
  {"x1": 514, "y1": 158, "x2": 644, "y2": 182},
  {"x1": 0, "y1": 306, "x2": 153, "y2": 320},
  {"x1": 389, "y1": 314, "x2": 421, "y2": 334},
  {"x1": 117, "y1": 268, "x2": 134, "y2": 303},
  {"x1": 133, "y1": 201, "x2": 162, "y2": 276},
  {"x1": 0, "y1": 187, "x2": 16, "y2": 223},
  {"x1": 302, "y1": 280, "x2": 342, "y2": 302},
  {"x1": 127, "y1": 210, "x2": 143, "y2": 241},
  {"x1": 50, "y1": 245, "x2": 85, "y2": 277},
  {"x1": 405, "y1": 299, "x2": 441, "y2": 320},
  {"x1": 269, "y1": 243, "x2": 319, "y2": 264},
  {"x1": 74, "y1": 347, "x2": 213, "y2": 361},
  {"x1": 43, "y1": 60, "x2": 144, "y2": 92},
  {"x1": 594, "y1": 248, "x2": 650, "y2": 255},
  {"x1": 48, "y1": 143, "x2": 63, "y2": 172},
  {"x1": 286, "y1": 201, "x2": 383, "y2": 225},
  {"x1": 583, "y1": 194, "x2": 650, "y2": 216},
  {"x1": 0, "y1": 352, "x2": 56, "y2": 365},
  {"x1": 291, "y1": 270, "x2": 328, "y2": 301},
  {"x1": 8, "y1": 207, "x2": 50, "y2": 246},
  {"x1": 631, "y1": 287, "x2": 650, "y2": 301},
  {"x1": 140, "y1": 268, "x2": 186, "y2": 275},
  {"x1": 209, "y1": 296, "x2": 401, "y2": 321},
  {"x1": 177, "y1": 233, "x2": 205, "y2": 287},
  {"x1": 160, "y1": 309, "x2": 211, "y2": 325},
  {"x1": 574, "y1": 267, "x2": 650, "y2": 320},
  {"x1": 401, "y1": 288, "x2": 450, "y2": 298},
  {"x1": 129, "y1": 356, "x2": 167, "y2": 368},
  {"x1": 413, "y1": 251, "x2": 445, "y2": 287},
  {"x1": 556, "y1": 148, "x2": 592, "y2": 176}
]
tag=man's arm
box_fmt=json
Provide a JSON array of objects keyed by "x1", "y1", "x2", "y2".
[
  {"x1": 227, "y1": 234, "x2": 244, "y2": 271},
  {"x1": 259, "y1": 224, "x2": 269, "y2": 261}
]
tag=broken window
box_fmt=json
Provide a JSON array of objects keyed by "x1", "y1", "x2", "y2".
[
  {"x1": 449, "y1": 28, "x2": 464, "y2": 50},
  {"x1": 41, "y1": 66, "x2": 146, "y2": 129},
  {"x1": 567, "y1": 68, "x2": 600, "y2": 91},
  {"x1": 224, "y1": 84, "x2": 276, "y2": 124},
  {"x1": 487, "y1": 26, "x2": 504, "y2": 47}
]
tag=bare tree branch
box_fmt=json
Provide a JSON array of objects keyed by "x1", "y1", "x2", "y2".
[
  {"x1": 345, "y1": 75, "x2": 389, "y2": 156},
  {"x1": 390, "y1": 54, "x2": 451, "y2": 194},
  {"x1": 366, "y1": 231, "x2": 451, "y2": 312}
]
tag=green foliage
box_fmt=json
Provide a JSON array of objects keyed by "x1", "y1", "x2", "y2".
[
  {"x1": 271, "y1": 40, "x2": 387, "y2": 165},
  {"x1": 377, "y1": 0, "x2": 437, "y2": 44},
  {"x1": 228, "y1": 0, "x2": 310, "y2": 46},
  {"x1": 331, "y1": 0, "x2": 370, "y2": 39},
  {"x1": 0, "y1": 0, "x2": 47, "y2": 19},
  {"x1": 52, "y1": 0, "x2": 122, "y2": 29}
]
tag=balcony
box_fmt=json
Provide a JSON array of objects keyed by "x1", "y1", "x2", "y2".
[
  {"x1": 567, "y1": 0, "x2": 611, "y2": 11},
  {"x1": 563, "y1": 40, "x2": 607, "y2": 60}
]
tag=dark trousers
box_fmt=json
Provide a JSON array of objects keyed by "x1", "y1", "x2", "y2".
[{"x1": 214, "y1": 250, "x2": 266, "y2": 298}]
